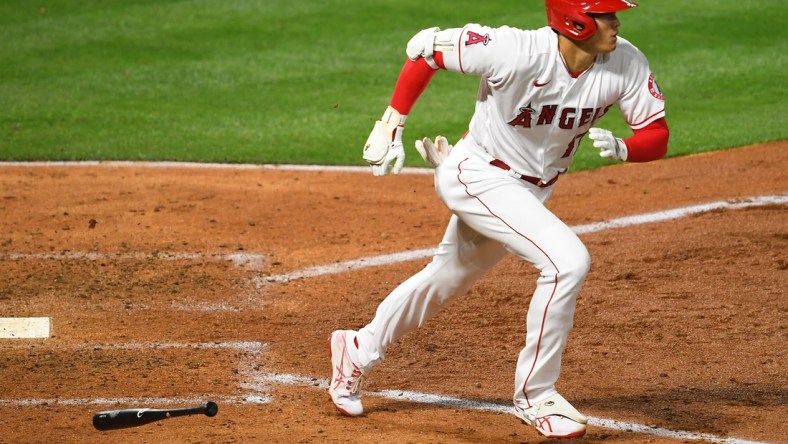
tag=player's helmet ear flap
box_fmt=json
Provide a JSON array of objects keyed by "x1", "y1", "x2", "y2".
[{"x1": 545, "y1": 0, "x2": 638, "y2": 41}]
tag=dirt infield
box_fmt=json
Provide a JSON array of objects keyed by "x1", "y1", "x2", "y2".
[{"x1": 0, "y1": 142, "x2": 785, "y2": 443}]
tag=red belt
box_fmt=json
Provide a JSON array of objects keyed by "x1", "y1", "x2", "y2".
[{"x1": 489, "y1": 159, "x2": 558, "y2": 188}]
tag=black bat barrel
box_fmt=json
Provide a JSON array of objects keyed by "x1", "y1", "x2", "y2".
[{"x1": 93, "y1": 402, "x2": 218, "y2": 431}]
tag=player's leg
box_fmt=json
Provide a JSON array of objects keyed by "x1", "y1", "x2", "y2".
[
  {"x1": 506, "y1": 212, "x2": 590, "y2": 438},
  {"x1": 436, "y1": 140, "x2": 590, "y2": 437},
  {"x1": 329, "y1": 214, "x2": 508, "y2": 415}
]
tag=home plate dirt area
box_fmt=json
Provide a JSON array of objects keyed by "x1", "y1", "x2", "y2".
[{"x1": 0, "y1": 141, "x2": 785, "y2": 444}]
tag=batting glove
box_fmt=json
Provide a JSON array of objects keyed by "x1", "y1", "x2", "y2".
[
  {"x1": 371, "y1": 126, "x2": 406, "y2": 176},
  {"x1": 415, "y1": 135, "x2": 453, "y2": 167},
  {"x1": 588, "y1": 127, "x2": 628, "y2": 161},
  {"x1": 363, "y1": 106, "x2": 407, "y2": 176}
]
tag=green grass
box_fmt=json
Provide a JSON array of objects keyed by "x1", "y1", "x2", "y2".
[{"x1": 1, "y1": 0, "x2": 785, "y2": 169}]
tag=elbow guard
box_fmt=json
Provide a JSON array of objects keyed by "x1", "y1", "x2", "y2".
[{"x1": 405, "y1": 27, "x2": 462, "y2": 69}]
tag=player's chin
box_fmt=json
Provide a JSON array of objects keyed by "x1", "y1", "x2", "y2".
[{"x1": 598, "y1": 41, "x2": 617, "y2": 53}]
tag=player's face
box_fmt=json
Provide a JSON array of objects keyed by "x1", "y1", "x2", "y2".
[{"x1": 585, "y1": 12, "x2": 620, "y2": 54}]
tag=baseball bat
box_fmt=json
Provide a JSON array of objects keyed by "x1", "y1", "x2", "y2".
[{"x1": 92, "y1": 401, "x2": 218, "y2": 431}]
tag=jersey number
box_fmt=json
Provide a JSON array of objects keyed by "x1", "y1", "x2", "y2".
[{"x1": 562, "y1": 132, "x2": 587, "y2": 158}]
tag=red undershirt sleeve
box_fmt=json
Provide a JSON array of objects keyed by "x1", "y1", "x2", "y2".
[
  {"x1": 623, "y1": 117, "x2": 670, "y2": 162},
  {"x1": 389, "y1": 53, "x2": 445, "y2": 115}
]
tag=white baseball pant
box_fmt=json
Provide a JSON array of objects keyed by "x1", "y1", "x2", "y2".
[{"x1": 354, "y1": 136, "x2": 590, "y2": 407}]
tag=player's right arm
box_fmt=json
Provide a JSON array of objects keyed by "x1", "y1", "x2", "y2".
[
  {"x1": 364, "y1": 26, "x2": 508, "y2": 175},
  {"x1": 364, "y1": 25, "x2": 515, "y2": 175},
  {"x1": 362, "y1": 28, "x2": 453, "y2": 176}
]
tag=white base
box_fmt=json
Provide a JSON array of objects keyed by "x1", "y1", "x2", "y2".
[{"x1": 0, "y1": 317, "x2": 51, "y2": 338}]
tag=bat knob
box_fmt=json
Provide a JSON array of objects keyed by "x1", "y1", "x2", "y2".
[{"x1": 204, "y1": 401, "x2": 219, "y2": 417}]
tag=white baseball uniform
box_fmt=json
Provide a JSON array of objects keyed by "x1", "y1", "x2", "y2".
[{"x1": 352, "y1": 25, "x2": 666, "y2": 408}]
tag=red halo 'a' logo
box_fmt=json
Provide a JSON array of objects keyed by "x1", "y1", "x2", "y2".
[
  {"x1": 648, "y1": 73, "x2": 664, "y2": 100},
  {"x1": 465, "y1": 31, "x2": 491, "y2": 46}
]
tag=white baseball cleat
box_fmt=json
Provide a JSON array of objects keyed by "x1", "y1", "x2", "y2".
[
  {"x1": 514, "y1": 393, "x2": 588, "y2": 439},
  {"x1": 328, "y1": 330, "x2": 365, "y2": 416}
]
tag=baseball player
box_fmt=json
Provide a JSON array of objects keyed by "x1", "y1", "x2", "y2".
[{"x1": 329, "y1": 0, "x2": 669, "y2": 438}]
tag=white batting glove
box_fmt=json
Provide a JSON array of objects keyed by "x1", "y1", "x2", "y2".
[
  {"x1": 415, "y1": 135, "x2": 453, "y2": 167},
  {"x1": 371, "y1": 126, "x2": 405, "y2": 176},
  {"x1": 588, "y1": 127, "x2": 628, "y2": 161},
  {"x1": 363, "y1": 106, "x2": 407, "y2": 176}
]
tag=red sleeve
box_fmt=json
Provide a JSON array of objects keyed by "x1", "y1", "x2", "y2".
[
  {"x1": 389, "y1": 52, "x2": 445, "y2": 115},
  {"x1": 623, "y1": 117, "x2": 670, "y2": 162}
]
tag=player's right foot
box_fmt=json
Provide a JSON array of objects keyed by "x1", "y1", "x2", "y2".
[
  {"x1": 328, "y1": 330, "x2": 365, "y2": 416},
  {"x1": 513, "y1": 393, "x2": 588, "y2": 439}
]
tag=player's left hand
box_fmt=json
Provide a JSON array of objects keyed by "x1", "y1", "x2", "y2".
[
  {"x1": 415, "y1": 135, "x2": 453, "y2": 167},
  {"x1": 588, "y1": 127, "x2": 628, "y2": 161}
]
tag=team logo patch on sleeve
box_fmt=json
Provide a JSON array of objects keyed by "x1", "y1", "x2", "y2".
[
  {"x1": 648, "y1": 73, "x2": 664, "y2": 100},
  {"x1": 465, "y1": 30, "x2": 491, "y2": 46}
]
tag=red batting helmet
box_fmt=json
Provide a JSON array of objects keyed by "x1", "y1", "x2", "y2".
[{"x1": 546, "y1": 0, "x2": 638, "y2": 41}]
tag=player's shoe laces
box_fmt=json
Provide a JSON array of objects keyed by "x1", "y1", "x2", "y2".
[
  {"x1": 328, "y1": 330, "x2": 365, "y2": 416},
  {"x1": 514, "y1": 393, "x2": 588, "y2": 439}
]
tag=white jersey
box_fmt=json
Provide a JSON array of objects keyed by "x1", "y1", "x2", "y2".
[{"x1": 440, "y1": 25, "x2": 666, "y2": 181}]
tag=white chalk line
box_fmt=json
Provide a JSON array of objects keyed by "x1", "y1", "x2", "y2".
[
  {"x1": 0, "y1": 160, "x2": 433, "y2": 175},
  {"x1": 265, "y1": 248, "x2": 437, "y2": 283},
  {"x1": 570, "y1": 194, "x2": 788, "y2": 235},
  {"x1": 0, "y1": 251, "x2": 266, "y2": 270},
  {"x1": 76, "y1": 340, "x2": 267, "y2": 351},
  {"x1": 262, "y1": 374, "x2": 766, "y2": 444},
  {"x1": 265, "y1": 194, "x2": 788, "y2": 282},
  {"x1": 0, "y1": 394, "x2": 270, "y2": 408}
]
